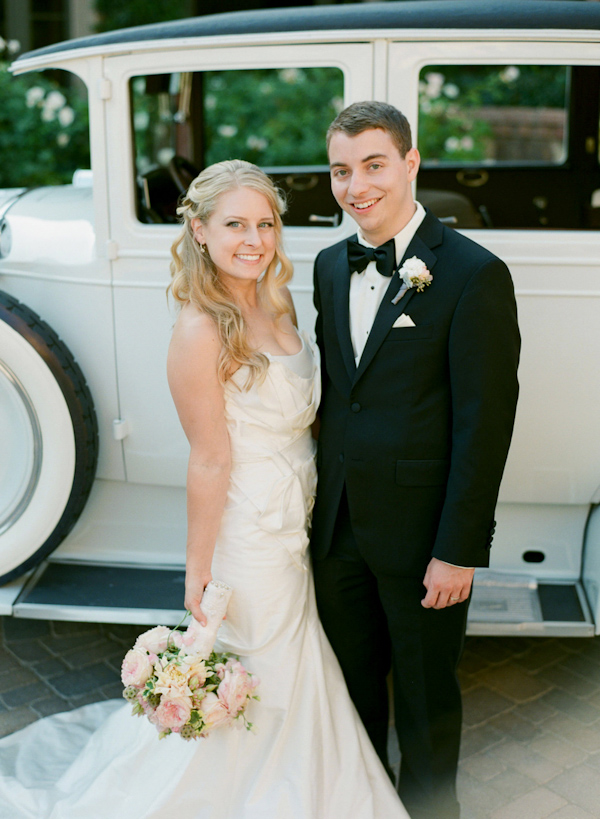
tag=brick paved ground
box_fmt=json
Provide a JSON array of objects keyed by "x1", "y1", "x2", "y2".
[{"x1": 1, "y1": 616, "x2": 600, "y2": 818}]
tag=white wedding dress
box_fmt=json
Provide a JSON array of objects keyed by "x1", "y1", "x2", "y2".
[{"x1": 0, "y1": 332, "x2": 408, "y2": 819}]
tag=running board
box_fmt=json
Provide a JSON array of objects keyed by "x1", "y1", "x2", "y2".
[
  {"x1": 467, "y1": 571, "x2": 594, "y2": 637},
  {"x1": 12, "y1": 561, "x2": 186, "y2": 625},
  {"x1": 9, "y1": 562, "x2": 597, "y2": 636}
]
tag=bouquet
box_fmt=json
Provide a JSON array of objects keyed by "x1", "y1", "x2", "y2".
[{"x1": 120, "y1": 580, "x2": 259, "y2": 740}]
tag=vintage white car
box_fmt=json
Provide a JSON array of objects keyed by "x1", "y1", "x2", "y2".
[{"x1": 1, "y1": 0, "x2": 600, "y2": 634}]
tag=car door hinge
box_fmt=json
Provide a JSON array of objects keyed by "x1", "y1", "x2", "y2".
[
  {"x1": 112, "y1": 418, "x2": 131, "y2": 441},
  {"x1": 98, "y1": 78, "x2": 112, "y2": 100}
]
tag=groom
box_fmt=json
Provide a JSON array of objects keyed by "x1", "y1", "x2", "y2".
[{"x1": 311, "y1": 101, "x2": 520, "y2": 819}]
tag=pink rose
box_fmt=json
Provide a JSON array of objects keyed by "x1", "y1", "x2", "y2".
[
  {"x1": 135, "y1": 626, "x2": 173, "y2": 654},
  {"x1": 154, "y1": 694, "x2": 192, "y2": 732},
  {"x1": 217, "y1": 662, "x2": 258, "y2": 716},
  {"x1": 121, "y1": 648, "x2": 153, "y2": 687},
  {"x1": 201, "y1": 692, "x2": 231, "y2": 730}
]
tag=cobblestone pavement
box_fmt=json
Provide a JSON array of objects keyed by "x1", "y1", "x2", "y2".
[{"x1": 1, "y1": 617, "x2": 600, "y2": 818}]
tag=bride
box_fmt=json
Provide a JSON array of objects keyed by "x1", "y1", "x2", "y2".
[{"x1": 0, "y1": 160, "x2": 408, "y2": 818}]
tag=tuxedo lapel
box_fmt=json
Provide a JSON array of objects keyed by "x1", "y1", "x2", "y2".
[
  {"x1": 352, "y1": 212, "x2": 442, "y2": 386},
  {"x1": 332, "y1": 240, "x2": 356, "y2": 380}
]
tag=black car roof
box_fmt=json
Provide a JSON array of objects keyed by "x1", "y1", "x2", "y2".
[{"x1": 15, "y1": 0, "x2": 600, "y2": 64}]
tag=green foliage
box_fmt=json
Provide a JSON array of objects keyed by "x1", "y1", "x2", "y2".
[
  {"x1": 131, "y1": 67, "x2": 344, "y2": 175},
  {"x1": 417, "y1": 64, "x2": 568, "y2": 164},
  {"x1": 0, "y1": 45, "x2": 90, "y2": 188},
  {"x1": 203, "y1": 68, "x2": 343, "y2": 167}
]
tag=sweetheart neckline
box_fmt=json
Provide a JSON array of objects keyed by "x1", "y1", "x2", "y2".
[{"x1": 261, "y1": 330, "x2": 304, "y2": 359}]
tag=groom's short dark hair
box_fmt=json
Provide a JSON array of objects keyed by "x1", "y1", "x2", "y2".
[{"x1": 326, "y1": 101, "x2": 413, "y2": 158}]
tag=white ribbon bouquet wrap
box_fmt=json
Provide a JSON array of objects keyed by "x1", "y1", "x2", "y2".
[
  {"x1": 121, "y1": 581, "x2": 259, "y2": 740},
  {"x1": 183, "y1": 580, "x2": 233, "y2": 657}
]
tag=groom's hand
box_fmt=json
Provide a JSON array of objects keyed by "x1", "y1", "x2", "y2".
[{"x1": 421, "y1": 558, "x2": 475, "y2": 609}]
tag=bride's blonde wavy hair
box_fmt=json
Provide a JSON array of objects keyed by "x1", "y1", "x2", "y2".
[{"x1": 169, "y1": 159, "x2": 293, "y2": 388}]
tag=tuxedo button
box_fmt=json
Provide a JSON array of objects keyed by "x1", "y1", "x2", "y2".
[
  {"x1": 351, "y1": 402, "x2": 361, "y2": 413},
  {"x1": 338, "y1": 454, "x2": 344, "y2": 463}
]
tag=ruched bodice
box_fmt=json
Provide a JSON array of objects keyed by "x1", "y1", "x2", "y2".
[
  {"x1": 220, "y1": 331, "x2": 319, "y2": 571},
  {"x1": 224, "y1": 331, "x2": 319, "y2": 464}
]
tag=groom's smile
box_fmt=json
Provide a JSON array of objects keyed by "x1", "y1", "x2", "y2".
[
  {"x1": 328, "y1": 128, "x2": 420, "y2": 246},
  {"x1": 352, "y1": 197, "x2": 381, "y2": 211}
]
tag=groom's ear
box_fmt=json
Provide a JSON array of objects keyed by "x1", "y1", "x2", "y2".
[{"x1": 405, "y1": 147, "x2": 420, "y2": 183}]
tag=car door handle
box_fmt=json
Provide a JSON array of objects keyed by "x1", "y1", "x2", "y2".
[
  {"x1": 456, "y1": 169, "x2": 489, "y2": 187},
  {"x1": 309, "y1": 213, "x2": 340, "y2": 226}
]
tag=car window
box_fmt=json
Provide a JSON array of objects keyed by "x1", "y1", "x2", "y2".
[
  {"x1": 418, "y1": 65, "x2": 568, "y2": 167},
  {"x1": 416, "y1": 64, "x2": 600, "y2": 230},
  {"x1": 130, "y1": 67, "x2": 344, "y2": 227}
]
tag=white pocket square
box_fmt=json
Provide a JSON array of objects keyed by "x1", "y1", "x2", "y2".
[{"x1": 392, "y1": 314, "x2": 416, "y2": 328}]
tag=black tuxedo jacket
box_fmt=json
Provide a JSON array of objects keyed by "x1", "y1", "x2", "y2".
[{"x1": 311, "y1": 209, "x2": 520, "y2": 576}]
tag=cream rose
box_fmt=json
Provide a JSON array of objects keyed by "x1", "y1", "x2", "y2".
[
  {"x1": 181, "y1": 657, "x2": 208, "y2": 690},
  {"x1": 134, "y1": 625, "x2": 173, "y2": 654},
  {"x1": 154, "y1": 662, "x2": 192, "y2": 698},
  {"x1": 201, "y1": 692, "x2": 231, "y2": 730}
]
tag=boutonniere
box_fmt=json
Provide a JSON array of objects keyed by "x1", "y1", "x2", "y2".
[{"x1": 391, "y1": 257, "x2": 433, "y2": 304}]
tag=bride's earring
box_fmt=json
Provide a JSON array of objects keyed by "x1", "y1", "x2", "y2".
[{"x1": 200, "y1": 243, "x2": 208, "y2": 254}]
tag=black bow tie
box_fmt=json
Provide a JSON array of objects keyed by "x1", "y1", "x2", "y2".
[{"x1": 347, "y1": 238, "x2": 396, "y2": 277}]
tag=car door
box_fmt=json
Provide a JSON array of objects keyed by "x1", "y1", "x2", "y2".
[
  {"x1": 101, "y1": 43, "x2": 372, "y2": 491},
  {"x1": 389, "y1": 38, "x2": 600, "y2": 634}
]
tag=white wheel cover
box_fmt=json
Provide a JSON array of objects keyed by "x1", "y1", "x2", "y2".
[{"x1": 0, "y1": 320, "x2": 76, "y2": 576}]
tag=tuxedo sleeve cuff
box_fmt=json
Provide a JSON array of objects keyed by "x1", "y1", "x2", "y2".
[{"x1": 439, "y1": 560, "x2": 474, "y2": 569}]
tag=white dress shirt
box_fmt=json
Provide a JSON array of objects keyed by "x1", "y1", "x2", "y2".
[
  {"x1": 348, "y1": 202, "x2": 471, "y2": 571},
  {"x1": 349, "y1": 201, "x2": 426, "y2": 365}
]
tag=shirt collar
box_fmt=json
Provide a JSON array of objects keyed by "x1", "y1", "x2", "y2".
[{"x1": 357, "y1": 200, "x2": 426, "y2": 265}]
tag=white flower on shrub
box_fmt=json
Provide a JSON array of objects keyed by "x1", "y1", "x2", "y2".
[
  {"x1": 217, "y1": 124, "x2": 238, "y2": 138},
  {"x1": 58, "y1": 106, "x2": 75, "y2": 127},
  {"x1": 500, "y1": 66, "x2": 520, "y2": 83},
  {"x1": 41, "y1": 105, "x2": 56, "y2": 122},
  {"x1": 279, "y1": 67, "x2": 303, "y2": 84},
  {"x1": 57, "y1": 133, "x2": 70, "y2": 147},
  {"x1": 0, "y1": 37, "x2": 6, "y2": 51},
  {"x1": 45, "y1": 90, "x2": 67, "y2": 111},
  {"x1": 259, "y1": 82, "x2": 273, "y2": 95},
  {"x1": 444, "y1": 136, "x2": 460, "y2": 152},
  {"x1": 205, "y1": 94, "x2": 217, "y2": 110},
  {"x1": 157, "y1": 147, "x2": 175, "y2": 166},
  {"x1": 443, "y1": 83, "x2": 459, "y2": 99},
  {"x1": 7, "y1": 40, "x2": 20, "y2": 55},
  {"x1": 134, "y1": 110, "x2": 149, "y2": 130},
  {"x1": 332, "y1": 96, "x2": 344, "y2": 113},
  {"x1": 461, "y1": 136, "x2": 474, "y2": 151},
  {"x1": 423, "y1": 72, "x2": 445, "y2": 99},
  {"x1": 26, "y1": 86, "x2": 45, "y2": 108},
  {"x1": 246, "y1": 135, "x2": 267, "y2": 151}
]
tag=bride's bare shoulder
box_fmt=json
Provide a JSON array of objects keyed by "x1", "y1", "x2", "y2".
[
  {"x1": 168, "y1": 303, "x2": 222, "y2": 380},
  {"x1": 172, "y1": 302, "x2": 219, "y2": 347}
]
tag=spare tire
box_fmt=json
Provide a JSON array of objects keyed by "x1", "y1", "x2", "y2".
[{"x1": 0, "y1": 290, "x2": 98, "y2": 584}]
